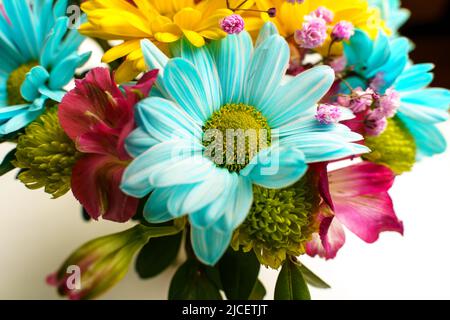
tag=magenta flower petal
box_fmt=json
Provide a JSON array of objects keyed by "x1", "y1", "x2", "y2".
[
  {"x1": 306, "y1": 214, "x2": 346, "y2": 260},
  {"x1": 329, "y1": 162, "x2": 404, "y2": 243},
  {"x1": 59, "y1": 67, "x2": 157, "y2": 222},
  {"x1": 71, "y1": 155, "x2": 139, "y2": 222}
]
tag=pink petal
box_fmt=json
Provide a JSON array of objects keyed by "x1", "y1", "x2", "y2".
[
  {"x1": 122, "y1": 69, "x2": 159, "y2": 106},
  {"x1": 328, "y1": 162, "x2": 395, "y2": 197},
  {"x1": 333, "y1": 193, "x2": 403, "y2": 243},
  {"x1": 306, "y1": 214, "x2": 346, "y2": 260},
  {"x1": 329, "y1": 162, "x2": 403, "y2": 243},
  {"x1": 71, "y1": 155, "x2": 138, "y2": 222}
]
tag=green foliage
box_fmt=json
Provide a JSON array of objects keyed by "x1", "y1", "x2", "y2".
[
  {"x1": 218, "y1": 249, "x2": 260, "y2": 300},
  {"x1": 275, "y1": 259, "x2": 311, "y2": 300}
]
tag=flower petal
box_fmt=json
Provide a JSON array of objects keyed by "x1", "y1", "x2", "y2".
[
  {"x1": 241, "y1": 145, "x2": 307, "y2": 189},
  {"x1": 191, "y1": 225, "x2": 232, "y2": 266}
]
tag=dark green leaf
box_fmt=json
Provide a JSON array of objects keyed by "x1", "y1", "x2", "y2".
[
  {"x1": 218, "y1": 249, "x2": 260, "y2": 300},
  {"x1": 298, "y1": 263, "x2": 330, "y2": 289},
  {"x1": 169, "y1": 260, "x2": 222, "y2": 300},
  {"x1": 0, "y1": 148, "x2": 16, "y2": 177},
  {"x1": 136, "y1": 232, "x2": 182, "y2": 279},
  {"x1": 275, "y1": 259, "x2": 311, "y2": 300},
  {"x1": 249, "y1": 279, "x2": 266, "y2": 300}
]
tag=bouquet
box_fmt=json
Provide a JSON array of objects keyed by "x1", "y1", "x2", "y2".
[{"x1": 0, "y1": 0, "x2": 449, "y2": 300}]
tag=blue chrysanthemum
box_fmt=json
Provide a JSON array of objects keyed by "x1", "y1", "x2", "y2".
[
  {"x1": 121, "y1": 23, "x2": 369, "y2": 265},
  {"x1": 0, "y1": 0, "x2": 90, "y2": 136},
  {"x1": 344, "y1": 30, "x2": 450, "y2": 158}
]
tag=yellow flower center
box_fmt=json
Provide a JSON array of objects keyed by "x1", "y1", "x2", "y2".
[
  {"x1": 7, "y1": 61, "x2": 38, "y2": 105},
  {"x1": 202, "y1": 103, "x2": 271, "y2": 172}
]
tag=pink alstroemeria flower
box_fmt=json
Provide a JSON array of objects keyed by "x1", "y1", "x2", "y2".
[
  {"x1": 59, "y1": 67, "x2": 158, "y2": 222},
  {"x1": 306, "y1": 162, "x2": 404, "y2": 259}
]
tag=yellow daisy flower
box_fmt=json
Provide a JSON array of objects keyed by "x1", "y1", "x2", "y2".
[
  {"x1": 252, "y1": 0, "x2": 389, "y2": 55},
  {"x1": 79, "y1": 0, "x2": 232, "y2": 82}
]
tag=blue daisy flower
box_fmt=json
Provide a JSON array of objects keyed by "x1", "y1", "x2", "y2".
[
  {"x1": 0, "y1": 0, "x2": 90, "y2": 136},
  {"x1": 121, "y1": 23, "x2": 369, "y2": 266},
  {"x1": 344, "y1": 29, "x2": 450, "y2": 158},
  {"x1": 368, "y1": 0, "x2": 410, "y2": 34}
]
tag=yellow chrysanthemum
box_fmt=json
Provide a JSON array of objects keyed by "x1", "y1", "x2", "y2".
[
  {"x1": 79, "y1": 0, "x2": 232, "y2": 82},
  {"x1": 252, "y1": 0, "x2": 389, "y2": 55}
]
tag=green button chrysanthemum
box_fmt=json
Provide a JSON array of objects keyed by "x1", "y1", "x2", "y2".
[
  {"x1": 13, "y1": 108, "x2": 80, "y2": 198},
  {"x1": 231, "y1": 172, "x2": 320, "y2": 269},
  {"x1": 363, "y1": 116, "x2": 416, "y2": 175}
]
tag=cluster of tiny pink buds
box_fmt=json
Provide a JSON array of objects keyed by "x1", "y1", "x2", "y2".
[
  {"x1": 311, "y1": 6, "x2": 334, "y2": 23},
  {"x1": 316, "y1": 104, "x2": 342, "y2": 124},
  {"x1": 329, "y1": 56, "x2": 347, "y2": 73},
  {"x1": 220, "y1": 14, "x2": 245, "y2": 34},
  {"x1": 377, "y1": 88, "x2": 401, "y2": 118},
  {"x1": 338, "y1": 87, "x2": 374, "y2": 113},
  {"x1": 331, "y1": 20, "x2": 355, "y2": 41},
  {"x1": 365, "y1": 108, "x2": 387, "y2": 136},
  {"x1": 294, "y1": 17, "x2": 327, "y2": 49},
  {"x1": 370, "y1": 72, "x2": 386, "y2": 91}
]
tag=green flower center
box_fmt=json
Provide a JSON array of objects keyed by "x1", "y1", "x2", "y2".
[
  {"x1": 363, "y1": 116, "x2": 416, "y2": 175},
  {"x1": 7, "y1": 61, "x2": 39, "y2": 105},
  {"x1": 231, "y1": 172, "x2": 320, "y2": 269},
  {"x1": 13, "y1": 107, "x2": 81, "y2": 198},
  {"x1": 202, "y1": 103, "x2": 271, "y2": 172}
]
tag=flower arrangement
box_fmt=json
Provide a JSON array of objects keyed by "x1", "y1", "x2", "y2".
[{"x1": 0, "y1": 0, "x2": 449, "y2": 300}]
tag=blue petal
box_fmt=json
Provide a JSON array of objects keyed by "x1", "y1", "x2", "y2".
[
  {"x1": 125, "y1": 127, "x2": 159, "y2": 158},
  {"x1": 241, "y1": 145, "x2": 307, "y2": 189},
  {"x1": 121, "y1": 140, "x2": 203, "y2": 197},
  {"x1": 398, "y1": 114, "x2": 447, "y2": 158},
  {"x1": 162, "y1": 58, "x2": 211, "y2": 125},
  {"x1": 215, "y1": 176, "x2": 253, "y2": 233},
  {"x1": 189, "y1": 171, "x2": 239, "y2": 229},
  {"x1": 148, "y1": 156, "x2": 217, "y2": 188},
  {"x1": 375, "y1": 37, "x2": 409, "y2": 90},
  {"x1": 260, "y1": 66, "x2": 335, "y2": 127},
  {"x1": 141, "y1": 39, "x2": 169, "y2": 93},
  {"x1": 398, "y1": 89, "x2": 450, "y2": 124},
  {"x1": 0, "y1": 108, "x2": 42, "y2": 135},
  {"x1": 366, "y1": 32, "x2": 390, "y2": 76},
  {"x1": 135, "y1": 96, "x2": 202, "y2": 143},
  {"x1": 209, "y1": 31, "x2": 253, "y2": 104},
  {"x1": 344, "y1": 29, "x2": 373, "y2": 69},
  {"x1": 48, "y1": 52, "x2": 91, "y2": 90},
  {"x1": 243, "y1": 35, "x2": 289, "y2": 108},
  {"x1": 143, "y1": 188, "x2": 174, "y2": 223},
  {"x1": 255, "y1": 22, "x2": 278, "y2": 47},
  {"x1": 191, "y1": 225, "x2": 232, "y2": 266},
  {"x1": 171, "y1": 39, "x2": 221, "y2": 115},
  {"x1": 394, "y1": 63, "x2": 434, "y2": 91},
  {"x1": 20, "y1": 66, "x2": 49, "y2": 102},
  {"x1": 0, "y1": 104, "x2": 28, "y2": 120}
]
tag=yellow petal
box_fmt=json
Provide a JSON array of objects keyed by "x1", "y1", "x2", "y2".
[
  {"x1": 173, "y1": 8, "x2": 202, "y2": 29},
  {"x1": 114, "y1": 60, "x2": 141, "y2": 84},
  {"x1": 102, "y1": 40, "x2": 141, "y2": 63},
  {"x1": 182, "y1": 30, "x2": 205, "y2": 47}
]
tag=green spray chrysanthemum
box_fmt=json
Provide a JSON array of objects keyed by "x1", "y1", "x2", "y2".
[
  {"x1": 363, "y1": 116, "x2": 416, "y2": 175},
  {"x1": 13, "y1": 108, "x2": 80, "y2": 198},
  {"x1": 231, "y1": 173, "x2": 320, "y2": 269}
]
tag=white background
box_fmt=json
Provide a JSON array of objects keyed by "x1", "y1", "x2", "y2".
[
  {"x1": 0, "y1": 120, "x2": 449, "y2": 300},
  {"x1": 0, "y1": 34, "x2": 449, "y2": 299}
]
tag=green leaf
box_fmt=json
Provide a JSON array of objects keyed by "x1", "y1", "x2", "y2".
[
  {"x1": 218, "y1": 249, "x2": 260, "y2": 300},
  {"x1": 135, "y1": 232, "x2": 182, "y2": 279},
  {"x1": 249, "y1": 279, "x2": 266, "y2": 300},
  {"x1": 298, "y1": 263, "x2": 330, "y2": 289},
  {"x1": 0, "y1": 148, "x2": 16, "y2": 177},
  {"x1": 274, "y1": 259, "x2": 311, "y2": 300},
  {"x1": 169, "y1": 260, "x2": 222, "y2": 300}
]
